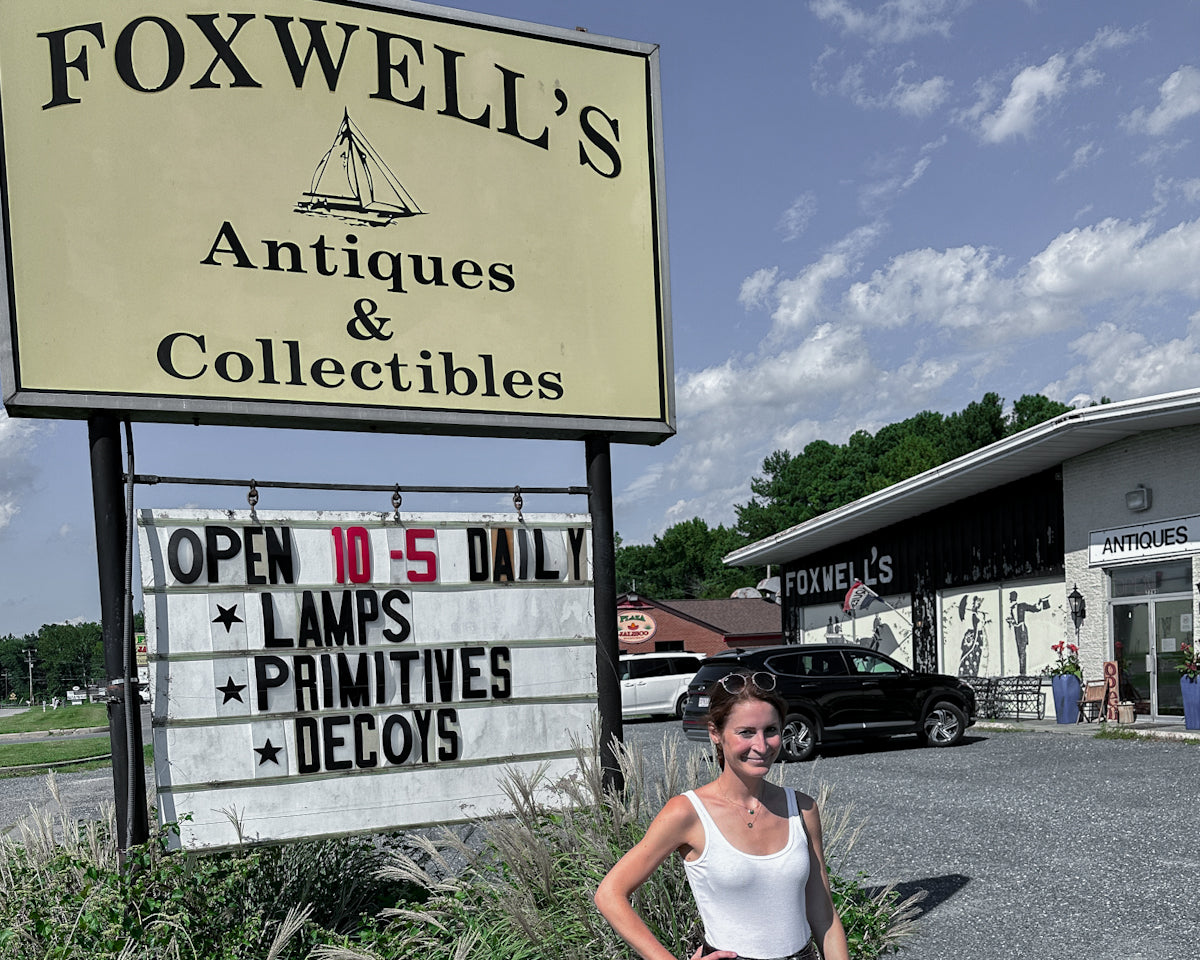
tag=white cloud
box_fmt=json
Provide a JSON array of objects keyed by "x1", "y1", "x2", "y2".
[
  {"x1": 769, "y1": 252, "x2": 851, "y2": 335},
  {"x1": 616, "y1": 461, "x2": 666, "y2": 510},
  {"x1": 779, "y1": 193, "x2": 818, "y2": 241},
  {"x1": 1072, "y1": 25, "x2": 1141, "y2": 67},
  {"x1": 824, "y1": 60, "x2": 950, "y2": 118},
  {"x1": 890, "y1": 73, "x2": 952, "y2": 117},
  {"x1": 1125, "y1": 66, "x2": 1200, "y2": 136},
  {"x1": 1057, "y1": 141, "x2": 1102, "y2": 181},
  {"x1": 978, "y1": 55, "x2": 1068, "y2": 143},
  {"x1": 859, "y1": 154, "x2": 933, "y2": 214},
  {"x1": 0, "y1": 410, "x2": 40, "y2": 535},
  {"x1": 844, "y1": 245, "x2": 1009, "y2": 330},
  {"x1": 625, "y1": 213, "x2": 1200, "y2": 542},
  {"x1": 809, "y1": 0, "x2": 964, "y2": 45},
  {"x1": 1044, "y1": 314, "x2": 1200, "y2": 401},
  {"x1": 1022, "y1": 217, "x2": 1200, "y2": 302},
  {"x1": 739, "y1": 267, "x2": 780, "y2": 309}
]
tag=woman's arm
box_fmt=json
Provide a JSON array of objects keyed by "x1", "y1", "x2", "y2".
[
  {"x1": 800, "y1": 797, "x2": 850, "y2": 960},
  {"x1": 594, "y1": 795, "x2": 735, "y2": 960}
]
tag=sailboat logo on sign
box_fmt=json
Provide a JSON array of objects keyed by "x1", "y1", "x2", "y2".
[{"x1": 295, "y1": 110, "x2": 424, "y2": 227}]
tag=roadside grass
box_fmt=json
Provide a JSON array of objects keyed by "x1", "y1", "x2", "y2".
[
  {"x1": 0, "y1": 741, "x2": 153, "y2": 779},
  {"x1": 0, "y1": 739, "x2": 111, "y2": 768},
  {"x1": 0, "y1": 704, "x2": 108, "y2": 734},
  {"x1": 1093, "y1": 724, "x2": 1141, "y2": 741},
  {"x1": 1093, "y1": 723, "x2": 1200, "y2": 745}
]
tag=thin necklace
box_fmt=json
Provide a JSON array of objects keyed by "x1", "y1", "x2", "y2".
[{"x1": 720, "y1": 783, "x2": 765, "y2": 829}]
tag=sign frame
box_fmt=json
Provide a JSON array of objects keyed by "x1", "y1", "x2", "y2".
[
  {"x1": 0, "y1": 0, "x2": 674, "y2": 444},
  {"x1": 1087, "y1": 513, "x2": 1198, "y2": 567},
  {"x1": 139, "y1": 506, "x2": 598, "y2": 849}
]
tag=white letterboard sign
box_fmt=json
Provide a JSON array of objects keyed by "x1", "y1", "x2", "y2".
[{"x1": 138, "y1": 508, "x2": 595, "y2": 849}]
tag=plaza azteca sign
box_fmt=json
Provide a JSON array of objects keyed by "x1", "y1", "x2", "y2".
[
  {"x1": 618, "y1": 610, "x2": 656, "y2": 643},
  {"x1": 139, "y1": 508, "x2": 595, "y2": 849},
  {"x1": 0, "y1": 0, "x2": 672, "y2": 443}
]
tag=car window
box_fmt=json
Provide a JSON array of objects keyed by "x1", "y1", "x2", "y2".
[
  {"x1": 798, "y1": 651, "x2": 849, "y2": 676},
  {"x1": 763, "y1": 652, "x2": 804, "y2": 677},
  {"x1": 692, "y1": 662, "x2": 739, "y2": 686},
  {"x1": 636, "y1": 659, "x2": 673, "y2": 679},
  {"x1": 848, "y1": 651, "x2": 900, "y2": 675},
  {"x1": 670, "y1": 657, "x2": 701, "y2": 675}
]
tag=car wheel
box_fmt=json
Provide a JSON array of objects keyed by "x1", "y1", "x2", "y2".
[
  {"x1": 923, "y1": 701, "x2": 967, "y2": 747},
  {"x1": 781, "y1": 713, "x2": 817, "y2": 762},
  {"x1": 675, "y1": 693, "x2": 689, "y2": 719}
]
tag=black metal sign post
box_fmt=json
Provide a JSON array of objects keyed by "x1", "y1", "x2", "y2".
[
  {"x1": 88, "y1": 414, "x2": 149, "y2": 854},
  {"x1": 586, "y1": 438, "x2": 624, "y2": 793}
]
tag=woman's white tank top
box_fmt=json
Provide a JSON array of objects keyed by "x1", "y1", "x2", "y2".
[{"x1": 681, "y1": 787, "x2": 812, "y2": 957}]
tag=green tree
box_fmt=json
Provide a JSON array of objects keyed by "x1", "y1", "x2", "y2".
[
  {"x1": 735, "y1": 391, "x2": 1075, "y2": 543},
  {"x1": 1005, "y1": 393, "x2": 1073, "y2": 435},
  {"x1": 0, "y1": 633, "x2": 35, "y2": 702},
  {"x1": 616, "y1": 518, "x2": 759, "y2": 599},
  {"x1": 30, "y1": 622, "x2": 104, "y2": 698}
]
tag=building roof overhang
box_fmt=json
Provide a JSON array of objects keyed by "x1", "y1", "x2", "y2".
[{"x1": 724, "y1": 388, "x2": 1200, "y2": 567}]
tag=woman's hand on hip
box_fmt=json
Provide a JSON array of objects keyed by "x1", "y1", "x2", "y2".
[{"x1": 689, "y1": 947, "x2": 738, "y2": 960}]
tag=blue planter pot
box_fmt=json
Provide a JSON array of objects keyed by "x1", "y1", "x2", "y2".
[
  {"x1": 1182, "y1": 677, "x2": 1200, "y2": 730},
  {"x1": 1052, "y1": 674, "x2": 1082, "y2": 724}
]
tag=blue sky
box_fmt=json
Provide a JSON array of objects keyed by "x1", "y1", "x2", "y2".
[{"x1": 3, "y1": 0, "x2": 1200, "y2": 635}]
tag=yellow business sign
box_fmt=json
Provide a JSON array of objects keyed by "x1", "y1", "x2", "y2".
[{"x1": 0, "y1": 0, "x2": 673, "y2": 443}]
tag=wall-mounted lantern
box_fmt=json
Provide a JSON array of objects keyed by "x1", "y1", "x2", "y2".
[{"x1": 1067, "y1": 583, "x2": 1086, "y2": 633}]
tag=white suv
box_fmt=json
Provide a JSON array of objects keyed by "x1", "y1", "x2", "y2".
[{"x1": 619, "y1": 652, "x2": 704, "y2": 718}]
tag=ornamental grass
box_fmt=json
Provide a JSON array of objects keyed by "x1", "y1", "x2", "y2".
[{"x1": 0, "y1": 735, "x2": 921, "y2": 958}]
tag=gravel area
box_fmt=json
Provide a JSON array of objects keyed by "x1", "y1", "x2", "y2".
[{"x1": 622, "y1": 720, "x2": 1200, "y2": 960}]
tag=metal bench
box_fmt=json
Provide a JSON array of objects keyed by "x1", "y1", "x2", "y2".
[{"x1": 975, "y1": 675, "x2": 1045, "y2": 720}]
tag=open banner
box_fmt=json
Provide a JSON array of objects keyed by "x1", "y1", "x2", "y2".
[{"x1": 139, "y1": 508, "x2": 595, "y2": 849}]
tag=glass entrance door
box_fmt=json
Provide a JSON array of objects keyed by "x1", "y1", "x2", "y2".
[
  {"x1": 1112, "y1": 598, "x2": 1194, "y2": 718},
  {"x1": 1113, "y1": 603, "x2": 1150, "y2": 713},
  {"x1": 1110, "y1": 560, "x2": 1194, "y2": 720},
  {"x1": 1154, "y1": 599, "x2": 1193, "y2": 717}
]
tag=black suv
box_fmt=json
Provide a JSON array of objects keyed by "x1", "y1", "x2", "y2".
[{"x1": 682, "y1": 644, "x2": 976, "y2": 761}]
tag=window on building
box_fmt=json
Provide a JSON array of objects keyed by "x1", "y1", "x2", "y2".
[{"x1": 1111, "y1": 560, "x2": 1193, "y2": 598}]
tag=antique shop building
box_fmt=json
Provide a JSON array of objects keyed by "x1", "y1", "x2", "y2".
[{"x1": 725, "y1": 389, "x2": 1200, "y2": 722}]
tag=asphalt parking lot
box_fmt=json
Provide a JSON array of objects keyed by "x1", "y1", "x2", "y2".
[{"x1": 622, "y1": 719, "x2": 1200, "y2": 960}]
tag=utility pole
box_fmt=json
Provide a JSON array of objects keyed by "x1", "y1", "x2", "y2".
[{"x1": 25, "y1": 647, "x2": 34, "y2": 703}]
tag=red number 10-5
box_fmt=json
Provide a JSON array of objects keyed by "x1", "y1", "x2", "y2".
[{"x1": 331, "y1": 526, "x2": 371, "y2": 584}]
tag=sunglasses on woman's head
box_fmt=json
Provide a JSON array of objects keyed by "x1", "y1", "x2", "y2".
[{"x1": 716, "y1": 671, "x2": 776, "y2": 694}]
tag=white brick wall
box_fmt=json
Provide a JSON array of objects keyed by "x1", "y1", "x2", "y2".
[{"x1": 1063, "y1": 423, "x2": 1200, "y2": 680}]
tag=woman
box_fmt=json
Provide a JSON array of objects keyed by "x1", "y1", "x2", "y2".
[{"x1": 595, "y1": 671, "x2": 849, "y2": 960}]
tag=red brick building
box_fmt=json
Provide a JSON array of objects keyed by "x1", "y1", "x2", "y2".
[{"x1": 617, "y1": 593, "x2": 783, "y2": 657}]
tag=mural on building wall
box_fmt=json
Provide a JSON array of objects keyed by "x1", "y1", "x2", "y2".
[
  {"x1": 801, "y1": 604, "x2": 851, "y2": 644},
  {"x1": 803, "y1": 596, "x2": 914, "y2": 667},
  {"x1": 942, "y1": 580, "x2": 1067, "y2": 677},
  {"x1": 955, "y1": 592, "x2": 993, "y2": 676}
]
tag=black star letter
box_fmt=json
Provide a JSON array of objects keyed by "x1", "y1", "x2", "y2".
[
  {"x1": 216, "y1": 676, "x2": 247, "y2": 704},
  {"x1": 213, "y1": 603, "x2": 244, "y2": 633},
  {"x1": 254, "y1": 738, "x2": 282, "y2": 765}
]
